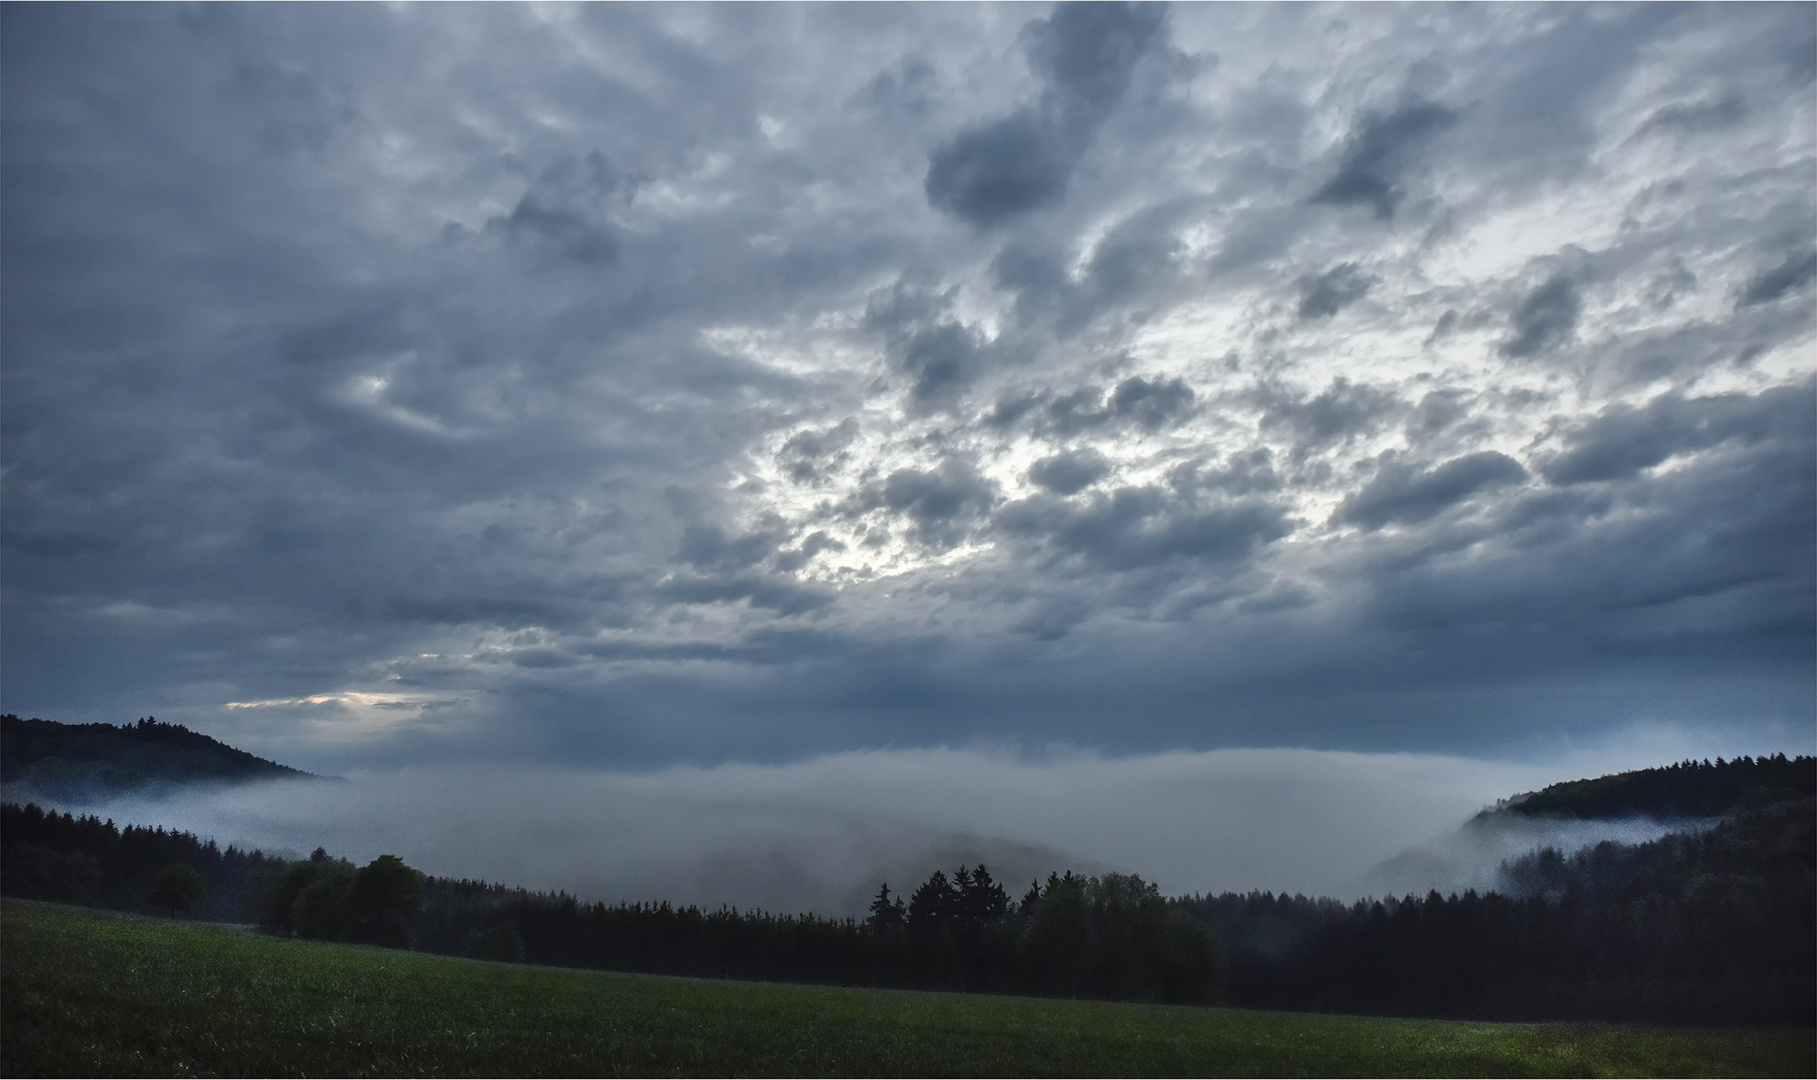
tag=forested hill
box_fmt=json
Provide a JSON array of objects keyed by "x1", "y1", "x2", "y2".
[
  {"x1": 1480, "y1": 754, "x2": 1814, "y2": 821},
  {"x1": 1, "y1": 715, "x2": 320, "y2": 797}
]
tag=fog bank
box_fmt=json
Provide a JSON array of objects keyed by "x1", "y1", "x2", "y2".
[{"x1": 14, "y1": 736, "x2": 1740, "y2": 914}]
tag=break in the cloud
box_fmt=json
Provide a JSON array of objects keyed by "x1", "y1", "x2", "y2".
[{"x1": 2, "y1": 3, "x2": 1813, "y2": 774}]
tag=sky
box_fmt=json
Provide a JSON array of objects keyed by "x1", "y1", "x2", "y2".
[{"x1": 4, "y1": 1, "x2": 1813, "y2": 813}]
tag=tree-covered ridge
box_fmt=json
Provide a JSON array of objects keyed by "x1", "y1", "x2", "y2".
[
  {"x1": 1480, "y1": 753, "x2": 1814, "y2": 821},
  {"x1": 0, "y1": 714, "x2": 319, "y2": 796},
  {"x1": 1183, "y1": 793, "x2": 1815, "y2": 1026}
]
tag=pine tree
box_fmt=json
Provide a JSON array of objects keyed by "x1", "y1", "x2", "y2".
[
  {"x1": 865, "y1": 883, "x2": 905, "y2": 933},
  {"x1": 908, "y1": 870, "x2": 953, "y2": 933}
]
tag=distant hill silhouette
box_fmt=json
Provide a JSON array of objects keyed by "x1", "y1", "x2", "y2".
[
  {"x1": 1, "y1": 714, "x2": 321, "y2": 798},
  {"x1": 1479, "y1": 754, "x2": 1814, "y2": 822}
]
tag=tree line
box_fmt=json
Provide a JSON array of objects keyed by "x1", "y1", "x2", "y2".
[
  {"x1": 1485, "y1": 753, "x2": 1812, "y2": 821},
  {"x1": 3, "y1": 760, "x2": 1810, "y2": 1024},
  {"x1": 0, "y1": 803, "x2": 1221, "y2": 1006},
  {"x1": 1181, "y1": 793, "x2": 1814, "y2": 1025}
]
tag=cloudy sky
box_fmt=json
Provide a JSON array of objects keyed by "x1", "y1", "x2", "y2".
[{"x1": 5, "y1": 2, "x2": 1813, "y2": 788}]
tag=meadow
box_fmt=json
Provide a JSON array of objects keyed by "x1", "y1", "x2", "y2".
[{"x1": 3, "y1": 899, "x2": 1809, "y2": 1079}]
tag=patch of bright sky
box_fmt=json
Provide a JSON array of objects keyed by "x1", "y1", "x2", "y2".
[{"x1": 224, "y1": 690, "x2": 461, "y2": 744}]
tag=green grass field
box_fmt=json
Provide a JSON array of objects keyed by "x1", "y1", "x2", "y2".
[{"x1": 3, "y1": 900, "x2": 1809, "y2": 1078}]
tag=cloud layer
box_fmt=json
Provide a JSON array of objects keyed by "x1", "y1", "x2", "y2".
[{"x1": 3, "y1": 4, "x2": 1812, "y2": 771}]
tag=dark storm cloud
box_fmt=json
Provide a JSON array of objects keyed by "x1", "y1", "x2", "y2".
[
  {"x1": 854, "y1": 458, "x2": 1000, "y2": 550},
  {"x1": 1541, "y1": 384, "x2": 1813, "y2": 487},
  {"x1": 489, "y1": 153, "x2": 627, "y2": 267},
  {"x1": 677, "y1": 523, "x2": 785, "y2": 574},
  {"x1": 657, "y1": 574, "x2": 828, "y2": 617},
  {"x1": 1310, "y1": 101, "x2": 1457, "y2": 220},
  {"x1": 1631, "y1": 94, "x2": 1748, "y2": 142},
  {"x1": 925, "y1": 2, "x2": 1169, "y2": 227},
  {"x1": 899, "y1": 323, "x2": 988, "y2": 410},
  {"x1": 1361, "y1": 408, "x2": 1814, "y2": 653},
  {"x1": 1738, "y1": 249, "x2": 1817, "y2": 308},
  {"x1": 1258, "y1": 379, "x2": 1399, "y2": 455},
  {"x1": 1028, "y1": 448, "x2": 1111, "y2": 496},
  {"x1": 1297, "y1": 262, "x2": 1375, "y2": 320},
  {"x1": 997, "y1": 485, "x2": 1291, "y2": 575},
  {"x1": 1339, "y1": 451, "x2": 1529, "y2": 530},
  {"x1": 925, "y1": 111, "x2": 1077, "y2": 228},
  {"x1": 1500, "y1": 274, "x2": 1582, "y2": 358},
  {"x1": 2, "y1": 3, "x2": 1811, "y2": 774},
  {"x1": 863, "y1": 278, "x2": 1001, "y2": 411},
  {"x1": 996, "y1": 375, "x2": 1197, "y2": 438},
  {"x1": 778, "y1": 419, "x2": 860, "y2": 485}
]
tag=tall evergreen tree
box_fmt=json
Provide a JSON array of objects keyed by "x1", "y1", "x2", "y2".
[
  {"x1": 865, "y1": 883, "x2": 905, "y2": 933},
  {"x1": 907, "y1": 870, "x2": 953, "y2": 934}
]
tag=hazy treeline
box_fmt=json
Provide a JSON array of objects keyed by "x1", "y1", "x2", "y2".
[
  {"x1": 0, "y1": 801, "x2": 280, "y2": 923},
  {"x1": 0, "y1": 804, "x2": 1222, "y2": 1006},
  {"x1": 1487, "y1": 754, "x2": 1813, "y2": 821},
  {"x1": 408, "y1": 865, "x2": 1226, "y2": 1005},
  {"x1": 1184, "y1": 793, "x2": 1815, "y2": 1025}
]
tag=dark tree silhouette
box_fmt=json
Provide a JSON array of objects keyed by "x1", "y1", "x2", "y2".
[
  {"x1": 907, "y1": 870, "x2": 954, "y2": 934},
  {"x1": 865, "y1": 883, "x2": 906, "y2": 933},
  {"x1": 147, "y1": 863, "x2": 204, "y2": 918},
  {"x1": 344, "y1": 854, "x2": 424, "y2": 948}
]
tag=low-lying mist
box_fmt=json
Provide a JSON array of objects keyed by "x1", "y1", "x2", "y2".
[
  {"x1": 14, "y1": 740, "x2": 1716, "y2": 916},
  {"x1": 1360, "y1": 815, "x2": 1693, "y2": 899}
]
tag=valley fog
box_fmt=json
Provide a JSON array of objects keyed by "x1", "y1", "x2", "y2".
[{"x1": 26, "y1": 735, "x2": 1728, "y2": 915}]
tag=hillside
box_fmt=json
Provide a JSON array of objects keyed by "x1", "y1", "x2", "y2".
[
  {"x1": 5, "y1": 900, "x2": 1809, "y2": 1078},
  {"x1": 1477, "y1": 754, "x2": 1814, "y2": 822},
  {"x1": 0, "y1": 715, "x2": 319, "y2": 798}
]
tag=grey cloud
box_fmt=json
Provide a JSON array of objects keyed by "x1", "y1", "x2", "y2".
[
  {"x1": 1297, "y1": 262, "x2": 1375, "y2": 320},
  {"x1": 1072, "y1": 201, "x2": 1197, "y2": 315},
  {"x1": 1738, "y1": 249, "x2": 1817, "y2": 308},
  {"x1": 1422, "y1": 310, "x2": 1460, "y2": 348},
  {"x1": 925, "y1": 110, "x2": 1077, "y2": 228},
  {"x1": 773, "y1": 531, "x2": 846, "y2": 573},
  {"x1": 658, "y1": 573, "x2": 828, "y2": 617},
  {"x1": 858, "y1": 57, "x2": 939, "y2": 118},
  {"x1": 864, "y1": 280, "x2": 996, "y2": 411},
  {"x1": 1500, "y1": 275, "x2": 1581, "y2": 358},
  {"x1": 925, "y1": 2, "x2": 1170, "y2": 227},
  {"x1": 983, "y1": 391, "x2": 1045, "y2": 429},
  {"x1": 2, "y1": 4, "x2": 1810, "y2": 773},
  {"x1": 998, "y1": 486, "x2": 1290, "y2": 574},
  {"x1": 490, "y1": 153, "x2": 628, "y2": 266},
  {"x1": 1028, "y1": 448, "x2": 1111, "y2": 495},
  {"x1": 1542, "y1": 384, "x2": 1813, "y2": 487},
  {"x1": 1360, "y1": 413, "x2": 1813, "y2": 664},
  {"x1": 1409, "y1": 389, "x2": 1472, "y2": 439},
  {"x1": 856, "y1": 457, "x2": 999, "y2": 548},
  {"x1": 1183, "y1": 448, "x2": 1283, "y2": 497},
  {"x1": 1339, "y1": 451, "x2": 1528, "y2": 530},
  {"x1": 1021, "y1": 1, "x2": 1169, "y2": 133},
  {"x1": 778, "y1": 419, "x2": 860, "y2": 485},
  {"x1": 1026, "y1": 375, "x2": 1196, "y2": 436},
  {"x1": 1632, "y1": 95, "x2": 1747, "y2": 142},
  {"x1": 899, "y1": 322, "x2": 987, "y2": 410},
  {"x1": 1310, "y1": 101, "x2": 1457, "y2": 219},
  {"x1": 678, "y1": 522, "x2": 784, "y2": 574},
  {"x1": 1109, "y1": 374, "x2": 1195, "y2": 430},
  {"x1": 1259, "y1": 378, "x2": 1398, "y2": 454}
]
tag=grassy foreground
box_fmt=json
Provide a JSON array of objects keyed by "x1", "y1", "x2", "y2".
[{"x1": 3, "y1": 900, "x2": 1809, "y2": 1078}]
